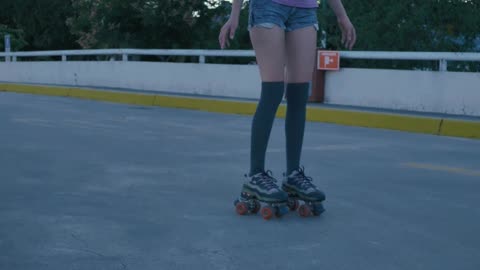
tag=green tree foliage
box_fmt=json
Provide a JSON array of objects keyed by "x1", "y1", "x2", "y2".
[
  {"x1": 0, "y1": 0, "x2": 478, "y2": 68},
  {"x1": 0, "y1": 24, "x2": 27, "y2": 51},
  {"x1": 65, "y1": 0, "x2": 252, "y2": 62},
  {"x1": 0, "y1": 0, "x2": 78, "y2": 51},
  {"x1": 317, "y1": 0, "x2": 480, "y2": 70},
  {"x1": 323, "y1": 0, "x2": 480, "y2": 52},
  {"x1": 66, "y1": 0, "x2": 233, "y2": 49}
]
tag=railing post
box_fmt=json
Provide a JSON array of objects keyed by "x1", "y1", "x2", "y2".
[
  {"x1": 61, "y1": 55, "x2": 67, "y2": 62},
  {"x1": 320, "y1": 30, "x2": 327, "y2": 49},
  {"x1": 199, "y1": 55, "x2": 206, "y2": 64},
  {"x1": 12, "y1": 56, "x2": 17, "y2": 62},
  {"x1": 439, "y1": 59, "x2": 448, "y2": 72},
  {"x1": 4, "y1": 34, "x2": 11, "y2": 62},
  {"x1": 122, "y1": 54, "x2": 128, "y2": 62}
]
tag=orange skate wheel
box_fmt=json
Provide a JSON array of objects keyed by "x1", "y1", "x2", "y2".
[
  {"x1": 260, "y1": 206, "x2": 274, "y2": 220},
  {"x1": 299, "y1": 204, "x2": 311, "y2": 217},
  {"x1": 236, "y1": 202, "x2": 248, "y2": 215}
]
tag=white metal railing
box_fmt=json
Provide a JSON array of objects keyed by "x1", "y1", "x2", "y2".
[
  {"x1": 0, "y1": 49, "x2": 256, "y2": 64},
  {"x1": 1, "y1": 49, "x2": 480, "y2": 71}
]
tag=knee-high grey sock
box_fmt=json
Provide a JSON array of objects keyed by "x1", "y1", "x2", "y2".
[
  {"x1": 249, "y1": 81, "x2": 285, "y2": 176},
  {"x1": 285, "y1": 82, "x2": 309, "y2": 175}
]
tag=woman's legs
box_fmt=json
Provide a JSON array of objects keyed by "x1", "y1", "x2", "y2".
[
  {"x1": 248, "y1": 25, "x2": 316, "y2": 176},
  {"x1": 248, "y1": 27, "x2": 286, "y2": 176},
  {"x1": 281, "y1": 25, "x2": 326, "y2": 207},
  {"x1": 249, "y1": 27, "x2": 286, "y2": 81},
  {"x1": 284, "y1": 26, "x2": 317, "y2": 175},
  {"x1": 285, "y1": 26, "x2": 317, "y2": 83}
]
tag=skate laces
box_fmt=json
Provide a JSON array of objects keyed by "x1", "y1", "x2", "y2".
[
  {"x1": 252, "y1": 170, "x2": 279, "y2": 191},
  {"x1": 289, "y1": 167, "x2": 315, "y2": 189}
]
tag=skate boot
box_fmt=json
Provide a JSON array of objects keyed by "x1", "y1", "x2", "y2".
[
  {"x1": 234, "y1": 171, "x2": 289, "y2": 220},
  {"x1": 282, "y1": 167, "x2": 326, "y2": 217}
]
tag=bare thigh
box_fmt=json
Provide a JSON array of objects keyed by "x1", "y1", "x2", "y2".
[
  {"x1": 285, "y1": 26, "x2": 317, "y2": 83},
  {"x1": 249, "y1": 27, "x2": 286, "y2": 82}
]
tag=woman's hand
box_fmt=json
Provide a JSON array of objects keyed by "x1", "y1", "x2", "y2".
[
  {"x1": 219, "y1": 18, "x2": 239, "y2": 49},
  {"x1": 337, "y1": 15, "x2": 356, "y2": 50}
]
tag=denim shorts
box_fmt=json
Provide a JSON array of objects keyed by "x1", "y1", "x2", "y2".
[{"x1": 248, "y1": 0, "x2": 319, "y2": 32}]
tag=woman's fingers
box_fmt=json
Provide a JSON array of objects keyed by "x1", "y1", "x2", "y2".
[
  {"x1": 338, "y1": 17, "x2": 356, "y2": 50},
  {"x1": 219, "y1": 20, "x2": 239, "y2": 49},
  {"x1": 348, "y1": 27, "x2": 357, "y2": 50},
  {"x1": 345, "y1": 26, "x2": 356, "y2": 50},
  {"x1": 219, "y1": 24, "x2": 231, "y2": 49},
  {"x1": 230, "y1": 25, "x2": 237, "y2": 39},
  {"x1": 341, "y1": 28, "x2": 347, "y2": 47},
  {"x1": 219, "y1": 26, "x2": 228, "y2": 49}
]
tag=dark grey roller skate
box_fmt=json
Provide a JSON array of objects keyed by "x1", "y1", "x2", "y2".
[
  {"x1": 282, "y1": 167, "x2": 326, "y2": 217},
  {"x1": 234, "y1": 171, "x2": 289, "y2": 220}
]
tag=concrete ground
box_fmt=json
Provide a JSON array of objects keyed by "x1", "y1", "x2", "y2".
[{"x1": 1, "y1": 92, "x2": 479, "y2": 270}]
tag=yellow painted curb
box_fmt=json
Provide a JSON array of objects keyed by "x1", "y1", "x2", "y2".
[
  {"x1": 0, "y1": 84, "x2": 70, "y2": 97},
  {"x1": 307, "y1": 108, "x2": 441, "y2": 135},
  {"x1": 440, "y1": 119, "x2": 480, "y2": 139},
  {"x1": 153, "y1": 95, "x2": 258, "y2": 116},
  {"x1": 1, "y1": 83, "x2": 479, "y2": 140}
]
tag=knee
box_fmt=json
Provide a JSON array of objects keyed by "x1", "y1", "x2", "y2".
[
  {"x1": 286, "y1": 82, "x2": 310, "y2": 105},
  {"x1": 259, "y1": 81, "x2": 285, "y2": 107}
]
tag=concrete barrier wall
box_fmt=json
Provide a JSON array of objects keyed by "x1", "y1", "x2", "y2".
[
  {"x1": 324, "y1": 68, "x2": 480, "y2": 116},
  {"x1": 1, "y1": 61, "x2": 479, "y2": 116},
  {"x1": 0, "y1": 61, "x2": 262, "y2": 99}
]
